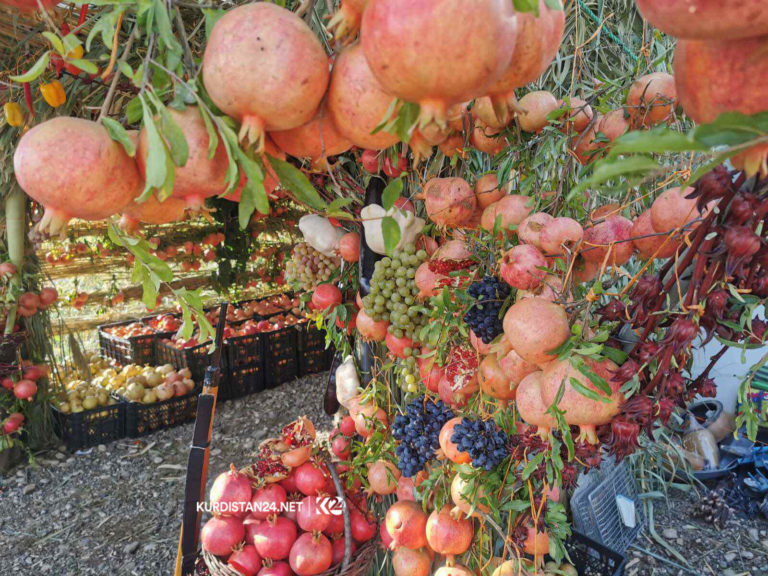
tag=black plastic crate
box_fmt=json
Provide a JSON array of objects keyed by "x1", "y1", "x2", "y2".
[
  {"x1": 263, "y1": 325, "x2": 298, "y2": 388},
  {"x1": 52, "y1": 402, "x2": 126, "y2": 451},
  {"x1": 157, "y1": 339, "x2": 213, "y2": 383},
  {"x1": 296, "y1": 323, "x2": 333, "y2": 376},
  {"x1": 121, "y1": 390, "x2": 199, "y2": 438},
  {"x1": 225, "y1": 329, "x2": 264, "y2": 370},
  {"x1": 220, "y1": 363, "x2": 265, "y2": 401},
  {"x1": 98, "y1": 319, "x2": 174, "y2": 366},
  {"x1": 562, "y1": 531, "x2": 626, "y2": 576}
]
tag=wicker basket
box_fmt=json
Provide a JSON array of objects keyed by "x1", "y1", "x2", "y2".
[{"x1": 202, "y1": 458, "x2": 377, "y2": 576}]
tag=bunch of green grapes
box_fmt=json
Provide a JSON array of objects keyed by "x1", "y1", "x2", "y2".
[
  {"x1": 397, "y1": 355, "x2": 421, "y2": 394},
  {"x1": 284, "y1": 243, "x2": 340, "y2": 291},
  {"x1": 362, "y1": 244, "x2": 429, "y2": 342}
]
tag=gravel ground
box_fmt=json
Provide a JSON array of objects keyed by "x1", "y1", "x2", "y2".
[{"x1": 1, "y1": 372, "x2": 766, "y2": 575}]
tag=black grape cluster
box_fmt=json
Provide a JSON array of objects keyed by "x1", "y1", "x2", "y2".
[
  {"x1": 392, "y1": 395, "x2": 454, "y2": 477},
  {"x1": 463, "y1": 276, "x2": 510, "y2": 344},
  {"x1": 451, "y1": 418, "x2": 509, "y2": 471}
]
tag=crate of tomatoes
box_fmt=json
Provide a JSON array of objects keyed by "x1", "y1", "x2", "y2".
[{"x1": 98, "y1": 313, "x2": 181, "y2": 366}]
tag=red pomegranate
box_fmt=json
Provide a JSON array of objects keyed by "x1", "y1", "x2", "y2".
[
  {"x1": 632, "y1": 209, "x2": 681, "y2": 260},
  {"x1": 251, "y1": 516, "x2": 298, "y2": 560},
  {"x1": 339, "y1": 232, "x2": 361, "y2": 262},
  {"x1": 327, "y1": 44, "x2": 400, "y2": 150},
  {"x1": 385, "y1": 500, "x2": 428, "y2": 549},
  {"x1": 635, "y1": 0, "x2": 768, "y2": 41},
  {"x1": 498, "y1": 347, "x2": 539, "y2": 387},
  {"x1": 13, "y1": 118, "x2": 140, "y2": 236},
  {"x1": 474, "y1": 173, "x2": 506, "y2": 209},
  {"x1": 229, "y1": 544, "x2": 263, "y2": 576},
  {"x1": 417, "y1": 353, "x2": 445, "y2": 393},
  {"x1": 137, "y1": 106, "x2": 228, "y2": 209},
  {"x1": 385, "y1": 333, "x2": 415, "y2": 360},
  {"x1": 438, "y1": 418, "x2": 471, "y2": 464},
  {"x1": 211, "y1": 464, "x2": 253, "y2": 517},
  {"x1": 350, "y1": 507, "x2": 377, "y2": 542},
  {"x1": 257, "y1": 561, "x2": 292, "y2": 576},
  {"x1": 250, "y1": 484, "x2": 287, "y2": 521},
  {"x1": 524, "y1": 524, "x2": 550, "y2": 560},
  {"x1": 392, "y1": 547, "x2": 431, "y2": 576},
  {"x1": 423, "y1": 177, "x2": 477, "y2": 227},
  {"x1": 470, "y1": 122, "x2": 507, "y2": 155},
  {"x1": 518, "y1": 212, "x2": 554, "y2": 249},
  {"x1": 517, "y1": 90, "x2": 559, "y2": 133},
  {"x1": 201, "y1": 516, "x2": 245, "y2": 557},
  {"x1": 502, "y1": 298, "x2": 570, "y2": 366},
  {"x1": 356, "y1": 309, "x2": 389, "y2": 341},
  {"x1": 289, "y1": 532, "x2": 333, "y2": 576},
  {"x1": 500, "y1": 244, "x2": 547, "y2": 290},
  {"x1": 450, "y1": 473, "x2": 490, "y2": 517},
  {"x1": 478, "y1": 353, "x2": 517, "y2": 405},
  {"x1": 0, "y1": 0, "x2": 58, "y2": 11},
  {"x1": 627, "y1": 73, "x2": 677, "y2": 127},
  {"x1": 582, "y1": 215, "x2": 635, "y2": 265},
  {"x1": 13, "y1": 379, "x2": 37, "y2": 401},
  {"x1": 270, "y1": 104, "x2": 352, "y2": 162},
  {"x1": 425, "y1": 507, "x2": 474, "y2": 556},
  {"x1": 540, "y1": 217, "x2": 584, "y2": 255},
  {"x1": 311, "y1": 284, "x2": 342, "y2": 311},
  {"x1": 297, "y1": 495, "x2": 331, "y2": 532},
  {"x1": 650, "y1": 186, "x2": 700, "y2": 233},
  {"x1": 559, "y1": 97, "x2": 594, "y2": 133},
  {"x1": 516, "y1": 371, "x2": 556, "y2": 437},
  {"x1": 485, "y1": 0, "x2": 565, "y2": 125},
  {"x1": 368, "y1": 460, "x2": 401, "y2": 495},
  {"x1": 480, "y1": 195, "x2": 534, "y2": 236},
  {"x1": 674, "y1": 36, "x2": 768, "y2": 125},
  {"x1": 294, "y1": 462, "x2": 329, "y2": 496},
  {"x1": 330, "y1": 537, "x2": 357, "y2": 566},
  {"x1": 539, "y1": 358, "x2": 623, "y2": 444},
  {"x1": 434, "y1": 565, "x2": 474, "y2": 576},
  {"x1": 361, "y1": 0, "x2": 518, "y2": 129},
  {"x1": 120, "y1": 194, "x2": 187, "y2": 232},
  {"x1": 202, "y1": 3, "x2": 329, "y2": 152}
]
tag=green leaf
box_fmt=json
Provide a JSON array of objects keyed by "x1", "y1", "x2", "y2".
[
  {"x1": 326, "y1": 197, "x2": 353, "y2": 218},
  {"x1": 150, "y1": 95, "x2": 189, "y2": 167},
  {"x1": 69, "y1": 58, "x2": 99, "y2": 75},
  {"x1": 142, "y1": 275, "x2": 159, "y2": 309},
  {"x1": 521, "y1": 452, "x2": 546, "y2": 480},
  {"x1": 125, "y1": 97, "x2": 143, "y2": 124},
  {"x1": 543, "y1": 0, "x2": 563, "y2": 9},
  {"x1": 118, "y1": 61, "x2": 135, "y2": 81},
  {"x1": 602, "y1": 346, "x2": 629, "y2": 365},
  {"x1": 236, "y1": 155, "x2": 268, "y2": 229},
  {"x1": 693, "y1": 111, "x2": 768, "y2": 148},
  {"x1": 42, "y1": 32, "x2": 65, "y2": 55},
  {"x1": 573, "y1": 155, "x2": 661, "y2": 193},
  {"x1": 513, "y1": 0, "x2": 540, "y2": 15},
  {"x1": 197, "y1": 106, "x2": 220, "y2": 160},
  {"x1": 101, "y1": 118, "x2": 136, "y2": 157},
  {"x1": 608, "y1": 127, "x2": 707, "y2": 156},
  {"x1": 153, "y1": 0, "x2": 181, "y2": 53},
  {"x1": 268, "y1": 157, "x2": 327, "y2": 211},
  {"x1": 139, "y1": 97, "x2": 169, "y2": 198},
  {"x1": 381, "y1": 177, "x2": 403, "y2": 211},
  {"x1": 10, "y1": 52, "x2": 50, "y2": 82},
  {"x1": 382, "y1": 216, "x2": 402, "y2": 256},
  {"x1": 62, "y1": 33, "x2": 81, "y2": 55},
  {"x1": 568, "y1": 376, "x2": 611, "y2": 404},
  {"x1": 572, "y1": 356, "x2": 613, "y2": 396}
]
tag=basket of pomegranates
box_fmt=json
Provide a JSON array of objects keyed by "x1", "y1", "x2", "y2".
[
  {"x1": 198, "y1": 417, "x2": 378, "y2": 576},
  {"x1": 98, "y1": 314, "x2": 181, "y2": 366}
]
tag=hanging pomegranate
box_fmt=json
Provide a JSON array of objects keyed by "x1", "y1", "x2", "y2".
[
  {"x1": 327, "y1": 44, "x2": 400, "y2": 150},
  {"x1": 361, "y1": 0, "x2": 518, "y2": 129},
  {"x1": 485, "y1": 0, "x2": 565, "y2": 125},
  {"x1": 270, "y1": 104, "x2": 352, "y2": 163},
  {"x1": 14, "y1": 117, "x2": 141, "y2": 236},
  {"x1": 202, "y1": 3, "x2": 329, "y2": 152}
]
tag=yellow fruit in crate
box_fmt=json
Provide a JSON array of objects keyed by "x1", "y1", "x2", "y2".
[
  {"x1": 142, "y1": 389, "x2": 158, "y2": 404},
  {"x1": 145, "y1": 371, "x2": 163, "y2": 387},
  {"x1": 97, "y1": 391, "x2": 109, "y2": 406},
  {"x1": 156, "y1": 383, "x2": 175, "y2": 401},
  {"x1": 71, "y1": 404, "x2": 84, "y2": 413},
  {"x1": 179, "y1": 368, "x2": 192, "y2": 380},
  {"x1": 158, "y1": 364, "x2": 175, "y2": 375},
  {"x1": 127, "y1": 382, "x2": 144, "y2": 400},
  {"x1": 58, "y1": 401, "x2": 71, "y2": 414},
  {"x1": 82, "y1": 396, "x2": 98, "y2": 410},
  {"x1": 102, "y1": 368, "x2": 117, "y2": 379}
]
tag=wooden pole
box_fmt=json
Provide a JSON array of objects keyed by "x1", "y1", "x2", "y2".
[{"x1": 175, "y1": 302, "x2": 228, "y2": 575}]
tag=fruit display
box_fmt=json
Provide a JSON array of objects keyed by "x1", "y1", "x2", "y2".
[
  {"x1": 200, "y1": 417, "x2": 376, "y2": 575},
  {"x1": 2, "y1": 0, "x2": 767, "y2": 574}
]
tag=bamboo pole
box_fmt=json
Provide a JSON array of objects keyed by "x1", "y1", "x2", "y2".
[{"x1": 5, "y1": 188, "x2": 26, "y2": 335}]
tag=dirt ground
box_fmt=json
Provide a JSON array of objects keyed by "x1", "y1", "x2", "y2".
[{"x1": 1, "y1": 373, "x2": 766, "y2": 575}]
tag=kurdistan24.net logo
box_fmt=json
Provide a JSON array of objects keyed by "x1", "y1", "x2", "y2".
[{"x1": 198, "y1": 496, "x2": 344, "y2": 516}]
